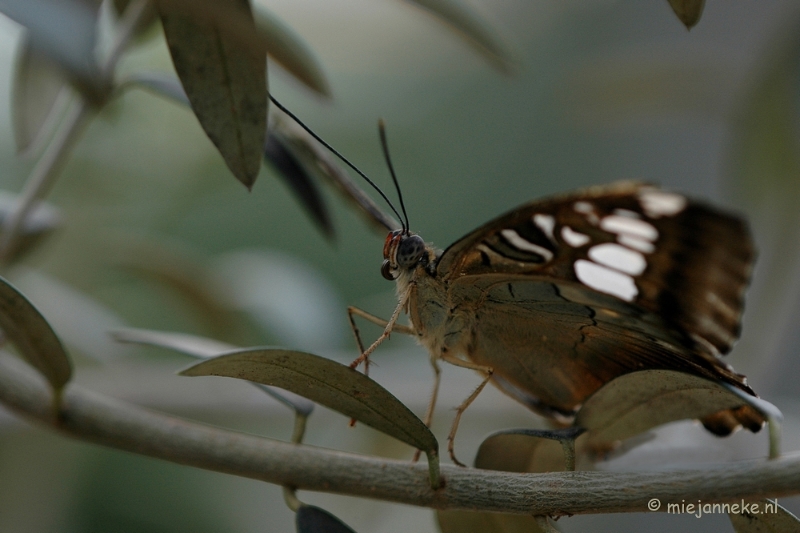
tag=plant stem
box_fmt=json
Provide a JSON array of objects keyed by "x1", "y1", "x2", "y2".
[
  {"x1": 0, "y1": 100, "x2": 91, "y2": 262},
  {"x1": 0, "y1": 352, "x2": 798, "y2": 517}
]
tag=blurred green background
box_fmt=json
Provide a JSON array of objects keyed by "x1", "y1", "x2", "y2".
[{"x1": 1, "y1": 1, "x2": 800, "y2": 532}]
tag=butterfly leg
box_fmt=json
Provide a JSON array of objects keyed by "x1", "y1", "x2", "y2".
[
  {"x1": 412, "y1": 356, "x2": 442, "y2": 462},
  {"x1": 439, "y1": 352, "x2": 493, "y2": 467},
  {"x1": 347, "y1": 288, "x2": 413, "y2": 371}
]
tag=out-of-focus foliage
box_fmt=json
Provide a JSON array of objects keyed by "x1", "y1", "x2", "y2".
[
  {"x1": 0, "y1": 275, "x2": 71, "y2": 393},
  {"x1": 0, "y1": 1, "x2": 799, "y2": 533}
]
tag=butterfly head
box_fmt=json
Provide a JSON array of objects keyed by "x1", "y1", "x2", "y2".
[{"x1": 381, "y1": 230, "x2": 426, "y2": 280}]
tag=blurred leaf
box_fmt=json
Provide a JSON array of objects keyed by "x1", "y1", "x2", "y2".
[
  {"x1": 296, "y1": 506, "x2": 356, "y2": 533},
  {"x1": 122, "y1": 71, "x2": 190, "y2": 105},
  {"x1": 112, "y1": 0, "x2": 159, "y2": 41},
  {"x1": 267, "y1": 110, "x2": 398, "y2": 232},
  {"x1": 0, "y1": 191, "x2": 61, "y2": 263},
  {"x1": 729, "y1": 500, "x2": 800, "y2": 532},
  {"x1": 252, "y1": 4, "x2": 330, "y2": 97},
  {"x1": 113, "y1": 327, "x2": 237, "y2": 357},
  {"x1": 474, "y1": 427, "x2": 584, "y2": 474},
  {"x1": 264, "y1": 130, "x2": 333, "y2": 238},
  {"x1": 667, "y1": 0, "x2": 706, "y2": 29},
  {"x1": 211, "y1": 250, "x2": 345, "y2": 353},
  {"x1": 13, "y1": 269, "x2": 130, "y2": 362},
  {"x1": 404, "y1": 0, "x2": 513, "y2": 73},
  {"x1": 437, "y1": 509, "x2": 550, "y2": 533},
  {"x1": 0, "y1": 275, "x2": 71, "y2": 393},
  {"x1": 179, "y1": 348, "x2": 438, "y2": 454},
  {"x1": 160, "y1": 0, "x2": 267, "y2": 190},
  {"x1": 121, "y1": 75, "x2": 339, "y2": 236},
  {"x1": 112, "y1": 327, "x2": 314, "y2": 415},
  {"x1": 109, "y1": 235, "x2": 240, "y2": 339},
  {"x1": 11, "y1": 35, "x2": 70, "y2": 156},
  {"x1": 574, "y1": 370, "x2": 768, "y2": 451},
  {"x1": 0, "y1": 0, "x2": 102, "y2": 91},
  {"x1": 726, "y1": 26, "x2": 800, "y2": 388}
]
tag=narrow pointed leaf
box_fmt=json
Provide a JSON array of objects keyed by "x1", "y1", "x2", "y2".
[
  {"x1": 729, "y1": 499, "x2": 800, "y2": 532},
  {"x1": 179, "y1": 348, "x2": 437, "y2": 453},
  {"x1": 113, "y1": 328, "x2": 314, "y2": 416},
  {"x1": 113, "y1": 327, "x2": 237, "y2": 357},
  {"x1": 11, "y1": 35, "x2": 70, "y2": 156},
  {"x1": 404, "y1": 0, "x2": 513, "y2": 73},
  {"x1": 296, "y1": 506, "x2": 356, "y2": 533},
  {"x1": 575, "y1": 370, "x2": 777, "y2": 450},
  {"x1": 0, "y1": 276, "x2": 71, "y2": 392},
  {"x1": 264, "y1": 131, "x2": 332, "y2": 238},
  {"x1": 268, "y1": 113, "x2": 399, "y2": 232},
  {"x1": 160, "y1": 0, "x2": 267, "y2": 189},
  {"x1": 252, "y1": 4, "x2": 330, "y2": 97},
  {"x1": 668, "y1": 0, "x2": 706, "y2": 30}
]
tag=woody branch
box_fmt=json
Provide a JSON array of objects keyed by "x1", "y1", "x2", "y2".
[{"x1": 0, "y1": 352, "x2": 798, "y2": 516}]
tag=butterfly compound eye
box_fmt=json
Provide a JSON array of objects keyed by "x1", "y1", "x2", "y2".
[{"x1": 396, "y1": 234, "x2": 425, "y2": 268}]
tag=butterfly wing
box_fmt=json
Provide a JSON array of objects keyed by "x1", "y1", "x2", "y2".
[{"x1": 434, "y1": 181, "x2": 761, "y2": 433}]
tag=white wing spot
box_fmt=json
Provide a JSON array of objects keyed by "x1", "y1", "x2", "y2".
[
  {"x1": 617, "y1": 234, "x2": 655, "y2": 253},
  {"x1": 574, "y1": 259, "x2": 638, "y2": 301},
  {"x1": 638, "y1": 189, "x2": 687, "y2": 218},
  {"x1": 588, "y1": 243, "x2": 646, "y2": 275},
  {"x1": 573, "y1": 201, "x2": 599, "y2": 225},
  {"x1": 533, "y1": 214, "x2": 556, "y2": 243},
  {"x1": 600, "y1": 215, "x2": 658, "y2": 241},
  {"x1": 500, "y1": 229, "x2": 554, "y2": 261},
  {"x1": 561, "y1": 226, "x2": 590, "y2": 247},
  {"x1": 613, "y1": 208, "x2": 641, "y2": 219}
]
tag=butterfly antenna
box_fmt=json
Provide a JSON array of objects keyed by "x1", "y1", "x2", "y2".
[
  {"x1": 377, "y1": 120, "x2": 410, "y2": 233},
  {"x1": 269, "y1": 95, "x2": 405, "y2": 232}
]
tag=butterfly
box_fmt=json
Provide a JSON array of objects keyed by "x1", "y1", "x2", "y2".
[{"x1": 348, "y1": 180, "x2": 764, "y2": 465}]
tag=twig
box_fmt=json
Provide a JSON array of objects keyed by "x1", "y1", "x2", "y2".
[
  {"x1": 0, "y1": 99, "x2": 91, "y2": 261},
  {"x1": 0, "y1": 352, "x2": 798, "y2": 516}
]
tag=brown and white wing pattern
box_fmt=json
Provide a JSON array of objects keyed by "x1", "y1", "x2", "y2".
[{"x1": 433, "y1": 182, "x2": 761, "y2": 434}]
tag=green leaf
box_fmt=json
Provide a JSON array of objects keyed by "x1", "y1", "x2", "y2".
[
  {"x1": 404, "y1": 0, "x2": 513, "y2": 73},
  {"x1": 266, "y1": 110, "x2": 398, "y2": 233},
  {"x1": 252, "y1": 4, "x2": 330, "y2": 98},
  {"x1": 296, "y1": 506, "x2": 356, "y2": 533},
  {"x1": 112, "y1": 328, "x2": 315, "y2": 416},
  {"x1": 108, "y1": 235, "x2": 240, "y2": 338},
  {"x1": 726, "y1": 27, "x2": 800, "y2": 398},
  {"x1": 263, "y1": 129, "x2": 333, "y2": 238},
  {"x1": 729, "y1": 499, "x2": 800, "y2": 532},
  {"x1": 0, "y1": 275, "x2": 71, "y2": 393},
  {"x1": 667, "y1": 0, "x2": 706, "y2": 30},
  {"x1": 160, "y1": 0, "x2": 267, "y2": 190},
  {"x1": 437, "y1": 509, "x2": 552, "y2": 533},
  {"x1": 474, "y1": 427, "x2": 585, "y2": 473},
  {"x1": 0, "y1": 0, "x2": 102, "y2": 88},
  {"x1": 113, "y1": 327, "x2": 238, "y2": 358},
  {"x1": 575, "y1": 370, "x2": 775, "y2": 451},
  {"x1": 179, "y1": 348, "x2": 438, "y2": 454},
  {"x1": 11, "y1": 35, "x2": 70, "y2": 156}
]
